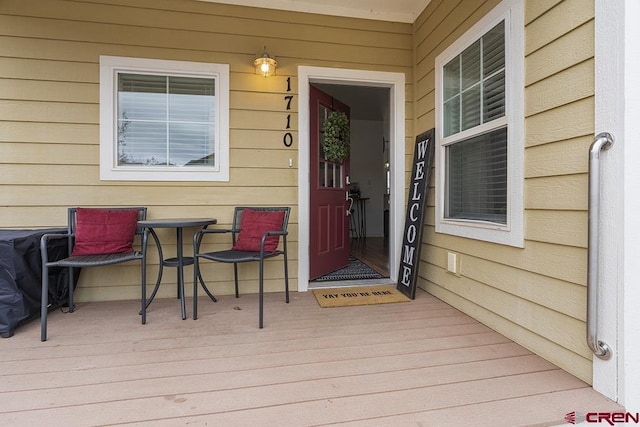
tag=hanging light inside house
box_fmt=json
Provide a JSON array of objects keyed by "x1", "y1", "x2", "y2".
[{"x1": 254, "y1": 46, "x2": 277, "y2": 77}]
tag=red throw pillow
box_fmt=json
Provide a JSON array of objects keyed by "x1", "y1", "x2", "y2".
[
  {"x1": 232, "y1": 209, "x2": 285, "y2": 252},
  {"x1": 71, "y1": 208, "x2": 139, "y2": 256}
]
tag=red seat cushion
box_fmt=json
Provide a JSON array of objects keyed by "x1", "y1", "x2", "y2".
[
  {"x1": 71, "y1": 208, "x2": 139, "y2": 256},
  {"x1": 232, "y1": 209, "x2": 285, "y2": 252}
]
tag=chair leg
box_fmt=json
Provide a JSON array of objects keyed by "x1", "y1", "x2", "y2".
[
  {"x1": 141, "y1": 248, "x2": 147, "y2": 325},
  {"x1": 284, "y1": 252, "x2": 289, "y2": 304},
  {"x1": 140, "y1": 228, "x2": 164, "y2": 314},
  {"x1": 233, "y1": 263, "x2": 239, "y2": 298},
  {"x1": 258, "y1": 259, "x2": 264, "y2": 329},
  {"x1": 40, "y1": 264, "x2": 49, "y2": 342},
  {"x1": 68, "y1": 266, "x2": 75, "y2": 313},
  {"x1": 198, "y1": 271, "x2": 217, "y2": 302},
  {"x1": 141, "y1": 263, "x2": 147, "y2": 325},
  {"x1": 193, "y1": 256, "x2": 199, "y2": 320}
]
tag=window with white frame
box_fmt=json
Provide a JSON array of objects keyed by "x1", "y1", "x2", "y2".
[
  {"x1": 100, "y1": 56, "x2": 229, "y2": 181},
  {"x1": 435, "y1": 0, "x2": 524, "y2": 247}
]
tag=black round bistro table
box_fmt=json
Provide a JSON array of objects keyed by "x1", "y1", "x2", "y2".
[{"x1": 138, "y1": 218, "x2": 217, "y2": 322}]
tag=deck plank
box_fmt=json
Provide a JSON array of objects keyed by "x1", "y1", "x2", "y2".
[{"x1": 0, "y1": 289, "x2": 622, "y2": 426}]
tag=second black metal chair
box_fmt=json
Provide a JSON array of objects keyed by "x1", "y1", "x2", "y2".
[{"x1": 192, "y1": 206, "x2": 290, "y2": 328}]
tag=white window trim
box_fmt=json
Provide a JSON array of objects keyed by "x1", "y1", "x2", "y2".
[
  {"x1": 99, "y1": 56, "x2": 229, "y2": 181},
  {"x1": 435, "y1": 0, "x2": 524, "y2": 247}
]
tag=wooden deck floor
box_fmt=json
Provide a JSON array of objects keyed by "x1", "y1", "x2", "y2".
[{"x1": 0, "y1": 289, "x2": 623, "y2": 426}]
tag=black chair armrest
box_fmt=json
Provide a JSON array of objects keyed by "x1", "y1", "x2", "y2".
[
  {"x1": 40, "y1": 232, "x2": 70, "y2": 264},
  {"x1": 199, "y1": 228, "x2": 235, "y2": 235},
  {"x1": 193, "y1": 228, "x2": 236, "y2": 252},
  {"x1": 40, "y1": 232, "x2": 69, "y2": 243},
  {"x1": 259, "y1": 230, "x2": 288, "y2": 254},
  {"x1": 264, "y1": 230, "x2": 288, "y2": 236}
]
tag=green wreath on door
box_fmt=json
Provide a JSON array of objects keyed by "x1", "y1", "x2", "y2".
[{"x1": 321, "y1": 111, "x2": 350, "y2": 163}]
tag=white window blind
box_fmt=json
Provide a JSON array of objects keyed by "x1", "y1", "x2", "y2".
[
  {"x1": 117, "y1": 74, "x2": 216, "y2": 168},
  {"x1": 446, "y1": 127, "x2": 507, "y2": 223}
]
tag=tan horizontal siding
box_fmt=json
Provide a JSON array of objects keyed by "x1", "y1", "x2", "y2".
[
  {"x1": 414, "y1": 0, "x2": 595, "y2": 383},
  {"x1": 3, "y1": 0, "x2": 410, "y2": 42},
  {"x1": 525, "y1": 0, "x2": 562, "y2": 24},
  {"x1": 0, "y1": 100, "x2": 97, "y2": 124},
  {"x1": 229, "y1": 149, "x2": 293, "y2": 168},
  {"x1": 4, "y1": 185, "x2": 298, "y2": 207},
  {"x1": 2, "y1": 142, "x2": 98, "y2": 164},
  {"x1": 0, "y1": 122, "x2": 97, "y2": 144},
  {"x1": 462, "y1": 253, "x2": 587, "y2": 322},
  {"x1": 75, "y1": 271, "x2": 294, "y2": 302},
  {"x1": 526, "y1": 20, "x2": 594, "y2": 86},
  {"x1": 0, "y1": 78, "x2": 97, "y2": 103},
  {"x1": 231, "y1": 91, "x2": 298, "y2": 112},
  {"x1": 526, "y1": 210, "x2": 587, "y2": 248},
  {"x1": 0, "y1": 57, "x2": 97, "y2": 82},
  {"x1": 2, "y1": 142, "x2": 294, "y2": 172},
  {"x1": 231, "y1": 110, "x2": 290, "y2": 131},
  {"x1": 230, "y1": 129, "x2": 298, "y2": 149},
  {"x1": 525, "y1": 0, "x2": 593, "y2": 55},
  {"x1": 0, "y1": 164, "x2": 297, "y2": 187},
  {"x1": 423, "y1": 244, "x2": 586, "y2": 321},
  {"x1": 525, "y1": 59, "x2": 594, "y2": 117},
  {"x1": 1, "y1": 17, "x2": 410, "y2": 70},
  {"x1": 525, "y1": 175, "x2": 588, "y2": 211},
  {"x1": 526, "y1": 97, "x2": 594, "y2": 147},
  {"x1": 423, "y1": 263, "x2": 590, "y2": 359},
  {"x1": 425, "y1": 228, "x2": 588, "y2": 286},
  {"x1": 525, "y1": 135, "x2": 591, "y2": 178},
  {"x1": 425, "y1": 283, "x2": 592, "y2": 382}
]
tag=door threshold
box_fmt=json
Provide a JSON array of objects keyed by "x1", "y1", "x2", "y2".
[{"x1": 308, "y1": 277, "x2": 395, "y2": 289}]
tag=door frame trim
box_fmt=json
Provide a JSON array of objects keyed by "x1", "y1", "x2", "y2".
[{"x1": 297, "y1": 66, "x2": 406, "y2": 292}]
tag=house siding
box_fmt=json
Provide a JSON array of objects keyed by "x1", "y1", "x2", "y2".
[
  {"x1": 0, "y1": 0, "x2": 412, "y2": 301},
  {"x1": 414, "y1": 0, "x2": 596, "y2": 383}
]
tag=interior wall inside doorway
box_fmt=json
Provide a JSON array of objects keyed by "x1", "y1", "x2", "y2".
[
  {"x1": 350, "y1": 120, "x2": 386, "y2": 237},
  {"x1": 315, "y1": 84, "x2": 390, "y2": 238}
]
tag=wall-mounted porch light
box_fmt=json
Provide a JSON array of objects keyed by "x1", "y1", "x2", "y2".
[{"x1": 254, "y1": 46, "x2": 277, "y2": 77}]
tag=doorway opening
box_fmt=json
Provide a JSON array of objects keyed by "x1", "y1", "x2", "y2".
[
  {"x1": 311, "y1": 83, "x2": 390, "y2": 284},
  {"x1": 297, "y1": 66, "x2": 406, "y2": 292}
]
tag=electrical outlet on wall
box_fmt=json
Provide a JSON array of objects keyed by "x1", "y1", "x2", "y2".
[{"x1": 447, "y1": 252, "x2": 458, "y2": 275}]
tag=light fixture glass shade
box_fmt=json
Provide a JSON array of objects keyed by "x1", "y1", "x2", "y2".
[{"x1": 254, "y1": 47, "x2": 277, "y2": 77}]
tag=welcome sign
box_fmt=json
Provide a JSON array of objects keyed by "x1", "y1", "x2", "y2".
[{"x1": 397, "y1": 128, "x2": 435, "y2": 299}]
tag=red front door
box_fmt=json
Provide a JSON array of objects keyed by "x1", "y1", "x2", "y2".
[{"x1": 309, "y1": 86, "x2": 351, "y2": 280}]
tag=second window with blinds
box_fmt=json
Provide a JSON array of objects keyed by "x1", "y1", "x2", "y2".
[{"x1": 435, "y1": 0, "x2": 524, "y2": 247}]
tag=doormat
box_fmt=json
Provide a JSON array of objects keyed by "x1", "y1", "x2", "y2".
[
  {"x1": 312, "y1": 256, "x2": 383, "y2": 282},
  {"x1": 312, "y1": 285, "x2": 409, "y2": 308}
]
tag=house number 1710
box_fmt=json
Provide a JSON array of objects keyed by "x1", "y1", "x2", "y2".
[{"x1": 283, "y1": 77, "x2": 293, "y2": 147}]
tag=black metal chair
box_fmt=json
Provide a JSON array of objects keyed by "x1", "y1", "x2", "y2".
[
  {"x1": 192, "y1": 207, "x2": 290, "y2": 328},
  {"x1": 40, "y1": 207, "x2": 158, "y2": 341}
]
